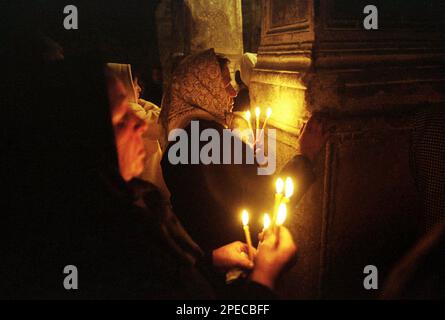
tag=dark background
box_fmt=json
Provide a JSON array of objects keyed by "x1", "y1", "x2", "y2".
[
  {"x1": 2, "y1": 0, "x2": 264, "y2": 97},
  {"x1": 3, "y1": 0, "x2": 161, "y2": 94}
]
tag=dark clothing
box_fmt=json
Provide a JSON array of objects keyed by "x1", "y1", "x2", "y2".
[
  {"x1": 162, "y1": 119, "x2": 272, "y2": 251},
  {"x1": 2, "y1": 59, "x2": 274, "y2": 299},
  {"x1": 161, "y1": 119, "x2": 316, "y2": 252},
  {"x1": 382, "y1": 220, "x2": 445, "y2": 299},
  {"x1": 411, "y1": 105, "x2": 445, "y2": 233},
  {"x1": 381, "y1": 105, "x2": 445, "y2": 299}
]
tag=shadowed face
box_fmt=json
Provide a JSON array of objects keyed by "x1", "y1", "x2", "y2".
[{"x1": 108, "y1": 78, "x2": 147, "y2": 181}]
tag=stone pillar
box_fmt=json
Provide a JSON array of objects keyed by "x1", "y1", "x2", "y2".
[
  {"x1": 184, "y1": 0, "x2": 243, "y2": 58},
  {"x1": 251, "y1": 0, "x2": 445, "y2": 298}
]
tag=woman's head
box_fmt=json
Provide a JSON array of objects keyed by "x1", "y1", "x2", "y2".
[
  {"x1": 159, "y1": 49, "x2": 237, "y2": 148},
  {"x1": 107, "y1": 74, "x2": 147, "y2": 181}
]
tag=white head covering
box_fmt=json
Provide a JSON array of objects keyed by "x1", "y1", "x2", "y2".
[
  {"x1": 106, "y1": 63, "x2": 137, "y2": 103},
  {"x1": 106, "y1": 63, "x2": 170, "y2": 199},
  {"x1": 239, "y1": 53, "x2": 257, "y2": 87}
]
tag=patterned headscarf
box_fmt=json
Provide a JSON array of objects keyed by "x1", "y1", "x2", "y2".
[{"x1": 159, "y1": 48, "x2": 233, "y2": 151}]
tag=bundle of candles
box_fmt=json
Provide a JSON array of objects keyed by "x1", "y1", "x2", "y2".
[
  {"x1": 226, "y1": 177, "x2": 294, "y2": 283},
  {"x1": 245, "y1": 107, "x2": 272, "y2": 148},
  {"x1": 242, "y1": 177, "x2": 294, "y2": 256}
]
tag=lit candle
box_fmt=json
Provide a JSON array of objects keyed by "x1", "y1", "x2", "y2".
[
  {"x1": 242, "y1": 210, "x2": 254, "y2": 261},
  {"x1": 281, "y1": 177, "x2": 294, "y2": 204},
  {"x1": 255, "y1": 107, "x2": 261, "y2": 142},
  {"x1": 245, "y1": 111, "x2": 254, "y2": 145},
  {"x1": 272, "y1": 178, "x2": 284, "y2": 232},
  {"x1": 258, "y1": 107, "x2": 272, "y2": 147},
  {"x1": 275, "y1": 203, "x2": 287, "y2": 240},
  {"x1": 276, "y1": 203, "x2": 287, "y2": 226},
  {"x1": 263, "y1": 213, "x2": 271, "y2": 231},
  {"x1": 257, "y1": 213, "x2": 271, "y2": 246},
  {"x1": 261, "y1": 107, "x2": 272, "y2": 131}
]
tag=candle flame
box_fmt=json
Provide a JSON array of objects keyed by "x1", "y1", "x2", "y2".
[
  {"x1": 255, "y1": 107, "x2": 261, "y2": 118},
  {"x1": 245, "y1": 111, "x2": 251, "y2": 121},
  {"x1": 285, "y1": 177, "x2": 294, "y2": 198},
  {"x1": 276, "y1": 204, "x2": 287, "y2": 226},
  {"x1": 242, "y1": 210, "x2": 249, "y2": 226},
  {"x1": 263, "y1": 213, "x2": 271, "y2": 230},
  {"x1": 266, "y1": 107, "x2": 272, "y2": 118},
  {"x1": 276, "y1": 178, "x2": 284, "y2": 194}
]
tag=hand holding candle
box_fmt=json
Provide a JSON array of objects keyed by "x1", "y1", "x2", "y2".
[{"x1": 252, "y1": 224, "x2": 297, "y2": 290}]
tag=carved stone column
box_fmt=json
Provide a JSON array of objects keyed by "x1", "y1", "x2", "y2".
[{"x1": 251, "y1": 0, "x2": 445, "y2": 298}]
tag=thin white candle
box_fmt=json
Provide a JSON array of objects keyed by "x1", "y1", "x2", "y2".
[
  {"x1": 281, "y1": 177, "x2": 294, "y2": 204},
  {"x1": 242, "y1": 210, "x2": 254, "y2": 261},
  {"x1": 261, "y1": 107, "x2": 272, "y2": 131},
  {"x1": 272, "y1": 178, "x2": 284, "y2": 232},
  {"x1": 275, "y1": 203, "x2": 287, "y2": 241},
  {"x1": 255, "y1": 107, "x2": 260, "y2": 142},
  {"x1": 263, "y1": 213, "x2": 271, "y2": 230},
  {"x1": 245, "y1": 111, "x2": 254, "y2": 146},
  {"x1": 276, "y1": 203, "x2": 287, "y2": 226},
  {"x1": 258, "y1": 107, "x2": 272, "y2": 144},
  {"x1": 257, "y1": 213, "x2": 271, "y2": 248}
]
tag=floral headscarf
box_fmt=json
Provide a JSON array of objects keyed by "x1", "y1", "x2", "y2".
[{"x1": 159, "y1": 48, "x2": 233, "y2": 151}]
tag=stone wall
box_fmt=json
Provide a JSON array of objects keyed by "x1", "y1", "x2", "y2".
[
  {"x1": 252, "y1": 0, "x2": 445, "y2": 298},
  {"x1": 156, "y1": 0, "x2": 244, "y2": 84}
]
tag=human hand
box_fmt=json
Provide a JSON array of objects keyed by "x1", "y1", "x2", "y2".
[
  {"x1": 213, "y1": 241, "x2": 256, "y2": 272},
  {"x1": 250, "y1": 226, "x2": 297, "y2": 290},
  {"x1": 298, "y1": 115, "x2": 328, "y2": 162}
]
